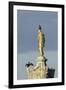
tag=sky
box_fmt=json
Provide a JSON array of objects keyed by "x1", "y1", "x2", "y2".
[
  {"x1": 17, "y1": 10, "x2": 58, "y2": 80},
  {"x1": 17, "y1": 10, "x2": 58, "y2": 53}
]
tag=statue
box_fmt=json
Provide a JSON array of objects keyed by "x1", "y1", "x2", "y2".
[
  {"x1": 38, "y1": 25, "x2": 45, "y2": 56},
  {"x1": 25, "y1": 25, "x2": 55, "y2": 79}
]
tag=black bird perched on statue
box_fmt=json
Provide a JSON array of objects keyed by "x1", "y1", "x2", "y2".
[
  {"x1": 25, "y1": 62, "x2": 34, "y2": 68},
  {"x1": 39, "y1": 25, "x2": 42, "y2": 30}
]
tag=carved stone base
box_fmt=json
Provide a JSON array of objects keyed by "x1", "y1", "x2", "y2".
[{"x1": 26, "y1": 56, "x2": 48, "y2": 79}]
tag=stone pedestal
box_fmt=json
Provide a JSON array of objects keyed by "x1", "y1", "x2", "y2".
[
  {"x1": 34, "y1": 56, "x2": 48, "y2": 79},
  {"x1": 26, "y1": 56, "x2": 48, "y2": 79}
]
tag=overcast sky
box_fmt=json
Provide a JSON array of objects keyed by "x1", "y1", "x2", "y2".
[
  {"x1": 17, "y1": 10, "x2": 58, "y2": 80},
  {"x1": 17, "y1": 10, "x2": 58, "y2": 53}
]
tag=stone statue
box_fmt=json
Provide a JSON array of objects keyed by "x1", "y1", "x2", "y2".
[
  {"x1": 25, "y1": 25, "x2": 55, "y2": 79},
  {"x1": 38, "y1": 25, "x2": 45, "y2": 56}
]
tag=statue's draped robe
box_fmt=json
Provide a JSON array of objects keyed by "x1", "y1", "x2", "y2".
[{"x1": 38, "y1": 31, "x2": 45, "y2": 55}]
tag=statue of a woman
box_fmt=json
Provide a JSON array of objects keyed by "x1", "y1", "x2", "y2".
[{"x1": 38, "y1": 25, "x2": 45, "y2": 56}]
